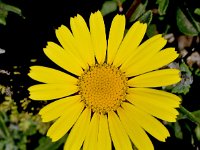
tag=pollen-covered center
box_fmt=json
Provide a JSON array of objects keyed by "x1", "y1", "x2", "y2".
[{"x1": 78, "y1": 64, "x2": 127, "y2": 114}]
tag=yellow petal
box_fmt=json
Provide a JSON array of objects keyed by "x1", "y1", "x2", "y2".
[
  {"x1": 70, "y1": 14, "x2": 95, "y2": 66},
  {"x1": 28, "y1": 66, "x2": 77, "y2": 84},
  {"x1": 113, "y1": 21, "x2": 147, "y2": 67},
  {"x1": 47, "y1": 101, "x2": 84, "y2": 141},
  {"x1": 132, "y1": 48, "x2": 179, "y2": 76},
  {"x1": 117, "y1": 107, "x2": 154, "y2": 150},
  {"x1": 120, "y1": 34, "x2": 162, "y2": 71},
  {"x1": 90, "y1": 11, "x2": 107, "y2": 64},
  {"x1": 83, "y1": 113, "x2": 99, "y2": 150},
  {"x1": 108, "y1": 111, "x2": 132, "y2": 150},
  {"x1": 122, "y1": 103, "x2": 170, "y2": 142},
  {"x1": 43, "y1": 42, "x2": 83, "y2": 76},
  {"x1": 28, "y1": 84, "x2": 78, "y2": 100},
  {"x1": 107, "y1": 14, "x2": 125, "y2": 64},
  {"x1": 97, "y1": 114, "x2": 111, "y2": 150},
  {"x1": 122, "y1": 35, "x2": 167, "y2": 77},
  {"x1": 128, "y1": 88, "x2": 181, "y2": 108},
  {"x1": 55, "y1": 25, "x2": 88, "y2": 69},
  {"x1": 64, "y1": 108, "x2": 91, "y2": 150},
  {"x1": 39, "y1": 95, "x2": 81, "y2": 122},
  {"x1": 126, "y1": 93, "x2": 179, "y2": 122},
  {"x1": 128, "y1": 69, "x2": 181, "y2": 87}
]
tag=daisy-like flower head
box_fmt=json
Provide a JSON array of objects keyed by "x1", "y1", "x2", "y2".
[{"x1": 28, "y1": 11, "x2": 181, "y2": 150}]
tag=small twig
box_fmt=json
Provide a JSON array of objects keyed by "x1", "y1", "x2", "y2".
[{"x1": 125, "y1": 0, "x2": 141, "y2": 20}]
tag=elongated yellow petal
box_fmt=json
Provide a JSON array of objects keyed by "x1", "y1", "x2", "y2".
[
  {"x1": 44, "y1": 42, "x2": 83, "y2": 76},
  {"x1": 117, "y1": 107, "x2": 154, "y2": 150},
  {"x1": 64, "y1": 108, "x2": 91, "y2": 150},
  {"x1": 108, "y1": 111, "x2": 132, "y2": 150},
  {"x1": 122, "y1": 36, "x2": 167, "y2": 77},
  {"x1": 128, "y1": 88, "x2": 181, "y2": 108},
  {"x1": 55, "y1": 25, "x2": 88, "y2": 69},
  {"x1": 39, "y1": 95, "x2": 81, "y2": 122},
  {"x1": 107, "y1": 15, "x2": 125, "y2": 64},
  {"x1": 97, "y1": 114, "x2": 111, "y2": 150},
  {"x1": 28, "y1": 84, "x2": 78, "y2": 100},
  {"x1": 126, "y1": 93, "x2": 179, "y2": 122},
  {"x1": 122, "y1": 103, "x2": 170, "y2": 142},
  {"x1": 28, "y1": 66, "x2": 77, "y2": 84},
  {"x1": 70, "y1": 14, "x2": 95, "y2": 66},
  {"x1": 83, "y1": 113, "x2": 99, "y2": 150},
  {"x1": 120, "y1": 34, "x2": 163, "y2": 71},
  {"x1": 47, "y1": 102, "x2": 84, "y2": 141},
  {"x1": 128, "y1": 69, "x2": 181, "y2": 87},
  {"x1": 90, "y1": 11, "x2": 107, "y2": 64},
  {"x1": 113, "y1": 21, "x2": 147, "y2": 67},
  {"x1": 132, "y1": 48, "x2": 179, "y2": 76}
]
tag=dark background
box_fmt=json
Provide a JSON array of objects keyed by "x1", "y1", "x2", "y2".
[{"x1": 0, "y1": 0, "x2": 104, "y2": 66}]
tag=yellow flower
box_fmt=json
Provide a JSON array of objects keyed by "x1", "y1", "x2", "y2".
[{"x1": 28, "y1": 11, "x2": 181, "y2": 150}]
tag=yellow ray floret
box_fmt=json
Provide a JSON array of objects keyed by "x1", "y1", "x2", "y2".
[{"x1": 90, "y1": 11, "x2": 107, "y2": 64}]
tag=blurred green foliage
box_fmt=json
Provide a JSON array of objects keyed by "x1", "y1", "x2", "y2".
[{"x1": 0, "y1": 84, "x2": 52, "y2": 150}]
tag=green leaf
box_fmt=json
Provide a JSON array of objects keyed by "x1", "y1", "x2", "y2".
[
  {"x1": 35, "y1": 134, "x2": 68, "y2": 150},
  {"x1": 120, "y1": 0, "x2": 128, "y2": 3},
  {"x1": 129, "y1": 0, "x2": 148, "y2": 22},
  {"x1": 0, "y1": 2, "x2": 22, "y2": 16},
  {"x1": 0, "y1": 16, "x2": 7, "y2": 25},
  {"x1": 146, "y1": 24, "x2": 158, "y2": 38},
  {"x1": 156, "y1": 0, "x2": 169, "y2": 15},
  {"x1": 0, "y1": 112, "x2": 10, "y2": 138},
  {"x1": 170, "y1": 83, "x2": 191, "y2": 95},
  {"x1": 176, "y1": 8, "x2": 200, "y2": 36},
  {"x1": 164, "y1": 61, "x2": 192, "y2": 95},
  {"x1": 194, "y1": 8, "x2": 200, "y2": 16},
  {"x1": 195, "y1": 68, "x2": 200, "y2": 76},
  {"x1": 138, "y1": 10, "x2": 153, "y2": 25},
  {"x1": 101, "y1": 1, "x2": 117, "y2": 16},
  {"x1": 174, "y1": 122, "x2": 183, "y2": 139},
  {"x1": 0, "y1": 2, "x2": 22, "y2": 25},
  {"x1": 195, "y1": 125, "x2": 200, "y2": 141},
  {"x1": 179, "y1": 106, "x2": 200, "y2": 125},
  {"x1": 192, "y1": 110, "x2": 200, "y2": 120}
]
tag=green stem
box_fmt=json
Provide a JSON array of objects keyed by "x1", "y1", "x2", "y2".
[
  {"x1": 179, "y1": 105, "x2": 200, "y2": 125},
  {"x1": 0, "y1": 112, "x2": 11, "y2": 138}
]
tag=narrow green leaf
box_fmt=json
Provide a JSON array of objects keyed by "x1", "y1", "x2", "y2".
[
  {"x1": 129, "y1": 0, "x2": 148, "y2": 22},
  {"x1": 138, "y1": 10, "x2": 153, "y2": 25},
  {"x1": 179, "y1": 106, "x2": 200, "y2": 125},
  {"x1": 156, "y1": 0, "x2": 169, "y2": 15},
  {"x1": 0, "y1": 2, "x2": 22, "y2": 25},
  {"x1": 0, "y1": 17, "x2": 6, "y2": 25},
  {"x1": 146, "y1": 24, "x2": 158, "y2": 37},
  {"x1": 192, "y1": 110, "x2": 200, "y2": 120},
  {"x1": 0, "y1": 112, "x2": 10, "y2": 138},
  {"x1": 176, "y1": 8, "x2": 199, "y2": 36},
  {"x1": 35, "y1": 134, "x2": 68, "y2": 150},
  {"x1": 195, "y1": 125, "x2": 200, "y2": 141},
  {"x1": 101, "y1": 1, "x2": 117, "y2": 16},
  {"x1": 174, "y1": 122, "x2": 183, "y2": 139},
  {"x1": 0, "y1": 2, "x2": 22, "y2": 16}
]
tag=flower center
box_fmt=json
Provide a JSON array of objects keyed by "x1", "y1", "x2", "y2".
[{"x1": 78, "y1": 64, "x2": 127, "y2": 114}]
